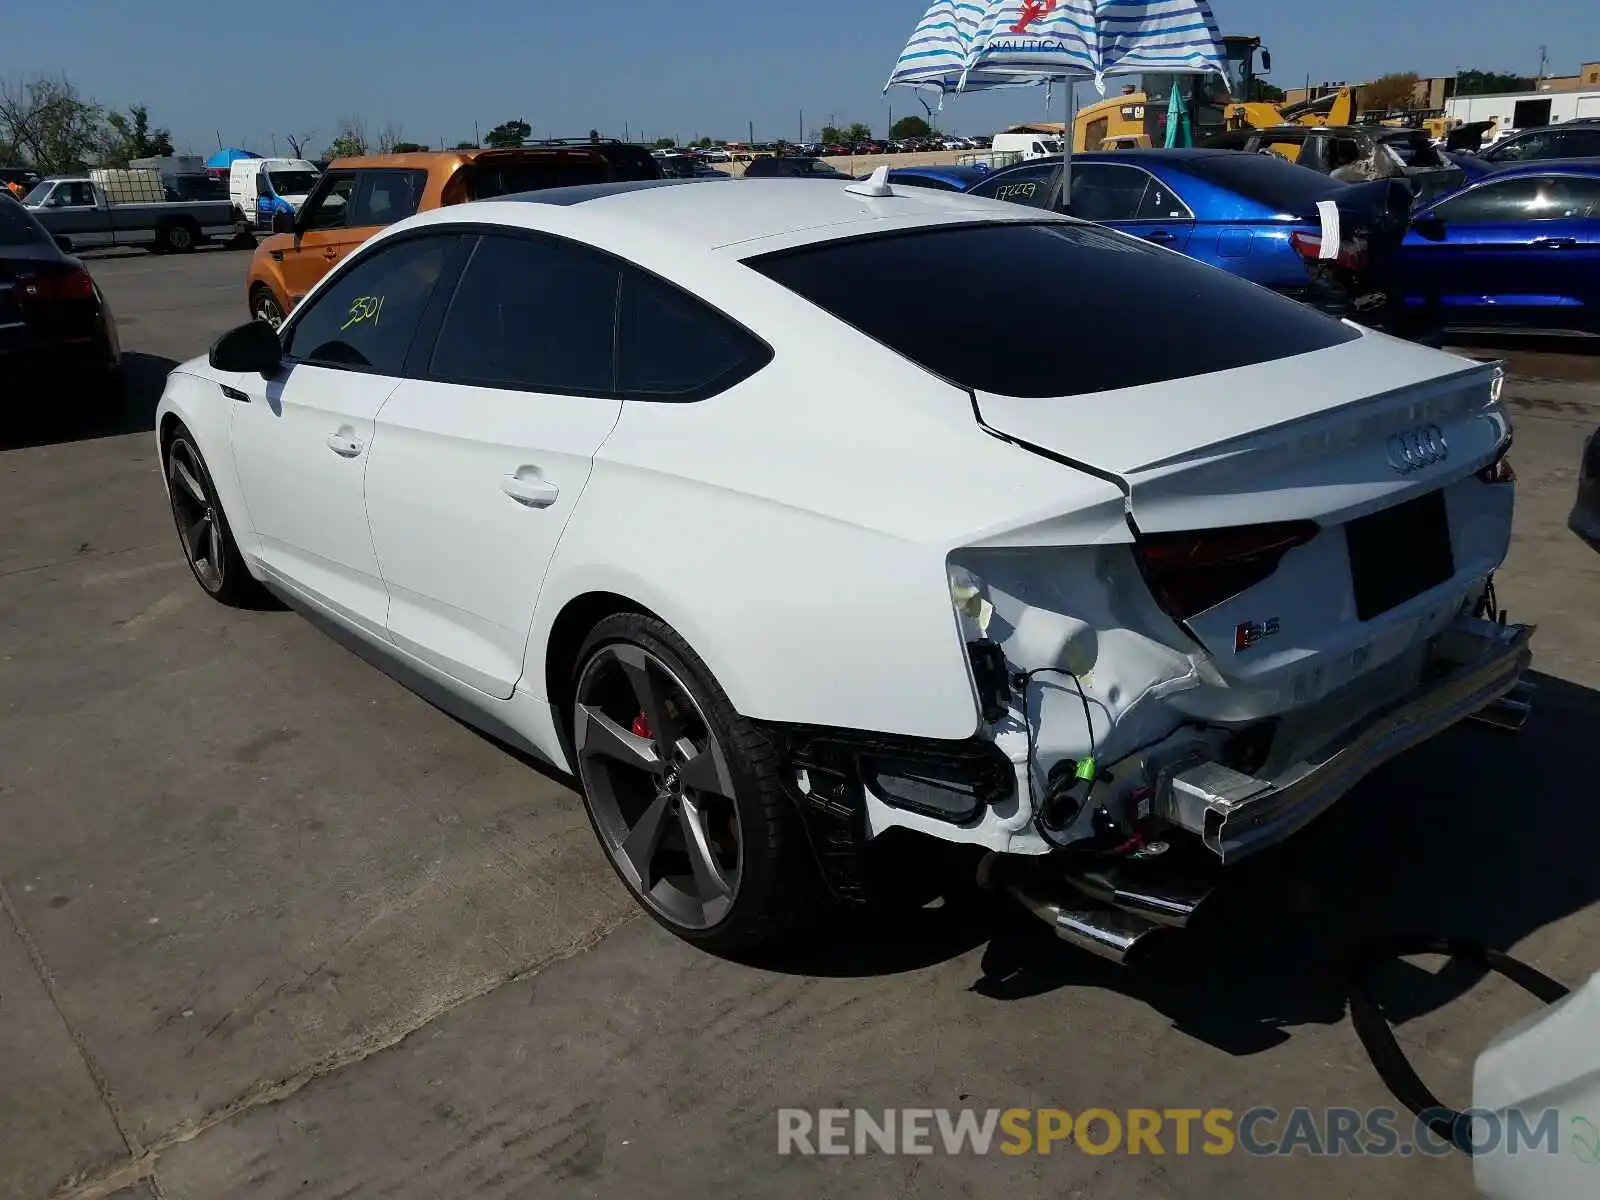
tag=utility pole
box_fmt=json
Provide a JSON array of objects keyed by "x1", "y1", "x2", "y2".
[
  {"x1": 748, "y1": 119, "x2": 755, "y2": 145},
  {"x1": 473, "y1": 120, "x2": 480, "y2": 147},
  {"x1": 1536, "y1": 45, "x2": 1549, "y2": 86},
  {"x1": 799, "y1": 109, "x2": 804, "y2": 142}
]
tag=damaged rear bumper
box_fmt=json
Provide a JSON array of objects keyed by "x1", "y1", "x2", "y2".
[{"x1": 1155, "y1": 617, "x2": 1533, "y2": 863}]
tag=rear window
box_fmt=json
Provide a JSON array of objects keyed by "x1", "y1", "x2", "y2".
[
  {"x1": 1181, "y1": 153, "x2": 1349, "y2": 212},
  {"x1": 457, "y1": 149, "x2": 661, "y2": 199},
  {"x1": 747, "y1": 222, "x2": 1358, "y2": 398},
  {"x1": 0, "y1": 193, "x2": 49, "y2": 246}
]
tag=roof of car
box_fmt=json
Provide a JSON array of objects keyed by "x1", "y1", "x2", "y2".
[{"x1": 413, "y1": 176, "x2": 1060, "y2": 254}]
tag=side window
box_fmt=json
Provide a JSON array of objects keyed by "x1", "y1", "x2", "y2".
[
  {"x1": 348, "y1": 169, "x2": 429, "y2": 227},
  {"x1": 59, "y1": 182, "x2": 96, "y2": 206},
  {"x1": 300, "y1": 171, "x2": 357, "y2": 232},
  {"x1": 969, "y1": 164, "x2": 1056, "y2": 208},
  {"x1": 1485, "y1": 131, "x2": 1553, "y2": 162},
  {"x1": 1431, "y1": 178, "x2": 1600, "y2": 222},
  {"x1": 616, "y1": 267, "x2": 770, "y2": 400},
  {"x1": 428, "y1": 233, "x2": 620, "y2": 394},
  {"x1": 1068, "y1": 164, "x2": 1152, "y2": 222},
  {"x1": 1552, "y1": 129, "x2": 1600, "y2": 158},
  {"x1": 283, "y1": 235, "x2": 455, "y2": 373}
]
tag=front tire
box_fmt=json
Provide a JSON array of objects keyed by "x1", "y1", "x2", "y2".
[
  {"x1": 250, "y1": 285, "x2": 286, "y2": 329},
  {"x1": 570, "y1": 613, "x2": 817, "y2": 953},
  {"x1": 164, "y1": 427, "x2": 267, "y2": 607}
]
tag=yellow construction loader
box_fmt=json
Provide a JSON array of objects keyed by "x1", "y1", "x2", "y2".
[{"x1": 1072, "y1": 35, "x2": 1360, "y2": 151}]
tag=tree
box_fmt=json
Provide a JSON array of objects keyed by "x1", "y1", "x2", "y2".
[
  {"x1": 99, "y1": 103, "x2": 174, "y2": 166},
  {"x1": 588, "y1": 128, "x2": 601, "y2": 143},
  {"x1": 694, "y1": 136, "x2": 713, "y2": 148},
  {"x1": 484, "y1": 118, "x2": 530, "y2": 149},
  {"x1": 326, "y1": 115, "x2": 369, "y2": 158},
  {"x1": 392, "y1": 141, "x2": 428, "y2": 153},
  {"x1": 1360, "y1": 72, "x2": 1421, "y2": 112},
  {"x1": 1257, "y1": 82, "x2": 1286, "y2": 102},
  {"x1": 652, "y1": 137, "x2": 676, "y2": 149},
  {"x1": 283, "y1": 130, "x2": 315, "y2": 158},
  {"x1": 0, "y1": 74, "x2": 104, "y2": 173},
  {"x1": 453, "y1": 140, "x2": 479, "y2": 150},
  {"x1": 819, "y1": 124, "x2": 843, "y2": 145},
  {"x1": 375, "y1": 121, "x2": 405, "y2": 155},
  {"x1": 844, "y1": 122, "x2": 873, "y2": 144},
  {"x1": 1456, "y1": 69, "x2": 1535, "y2": 97},
  {"x1": 889, "y1": 115, "x2": 933, "y2": 140}
]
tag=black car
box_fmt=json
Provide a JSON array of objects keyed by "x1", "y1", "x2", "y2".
[
  {"x1": 1475, "y1": 123, "x2": 1600, "y2": 166},
  {"x1": 1204, "y1": 125, "x2": 1465, "y2": 206},
  {"x1": 1572, "y1": 427, "x2": 1600, "y2": 549},
  {"x1": 743, "y1": 156, "x2": 851, "y2": 180},
  {"x1": 0, "y1": 191, "x2": 120, "y2": 398}
]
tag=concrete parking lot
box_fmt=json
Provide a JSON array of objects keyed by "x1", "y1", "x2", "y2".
[{"x1": 2, "y1": 249, "x2": 1598, "y2": 1200}]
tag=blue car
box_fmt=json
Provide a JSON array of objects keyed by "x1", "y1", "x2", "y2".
[
  {"x1": 964, "y1": 149, "x2": 1410, "y2": 320},
  {"x1": 1399, "y1": 159, "x2": 1600, "y2": 335},
  {"x1": 867, "y1": 164, "x2": 993, "y2": 191}
]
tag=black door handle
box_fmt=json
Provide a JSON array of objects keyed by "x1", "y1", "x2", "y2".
[{"x1": 1143, "y1": 230, "x2": 1176, "y2": 243}]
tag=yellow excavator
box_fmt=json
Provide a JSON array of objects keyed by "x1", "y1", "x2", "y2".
[{"x1": 1072, "y1": 36, "x2": 1360, "y2": 151}]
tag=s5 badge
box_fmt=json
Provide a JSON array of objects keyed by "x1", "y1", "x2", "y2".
[{"x1": 1235, "y1": 618, "x2": 1281, "y2": 653}]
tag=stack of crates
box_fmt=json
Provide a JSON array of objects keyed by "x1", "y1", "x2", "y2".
[{"x1": 89, "y1": 169, "x2": 167, "y2": 205}]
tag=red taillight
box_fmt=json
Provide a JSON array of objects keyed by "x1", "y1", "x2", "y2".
[
  {"x1": 22, "y1": 267, "x2": 95, "y2": 302},
  {"x1": 1290, "y1": 230, "x2": 1369, "y2": 271},
  {"x1": 1138, "y1": 521, "x2": 1320, "y2": 622}
]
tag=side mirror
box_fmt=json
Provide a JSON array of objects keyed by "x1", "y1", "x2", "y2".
[
  {"x1": 270, "y1": 209, "x2": 296, "y2": 235},
  {"x1": 209, "y1": 320, "x2": 283, "y2": 376},
  {"x1": 53, "y1": 234, "x2": 73, "y2": 253},
  {"x1": 1411, "y1": 213, "x2": 1447, "y2": 240}
]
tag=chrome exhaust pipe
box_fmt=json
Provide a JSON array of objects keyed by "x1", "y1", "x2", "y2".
[
  {"x1": 1470, "y1": 677, "x2": 1535, "y2": 731},
  {"x1": 1065, "y1": 865, "x2": 1217, "y2": 929},
  {"x1": 1002, "y1": 882, "x2": 1162, "y2": 964}
]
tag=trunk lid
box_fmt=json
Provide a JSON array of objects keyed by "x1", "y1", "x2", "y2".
[{"x1": 973, "y1": 332, "x2": 1512, "y2": 682}]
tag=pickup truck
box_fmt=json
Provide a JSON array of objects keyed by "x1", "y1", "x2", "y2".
[{"x1": 23, "y1": 177, "x2": 244, "y2": 254}]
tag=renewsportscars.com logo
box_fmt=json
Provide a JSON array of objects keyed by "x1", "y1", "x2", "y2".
[{"x1": 777, "y1": 1106, "x2": 1587, "y2": 1159}]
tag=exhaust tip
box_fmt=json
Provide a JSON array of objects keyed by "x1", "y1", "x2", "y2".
[{"x1": 1002, "y1": 881, "x2": 1163, "y2": 965}]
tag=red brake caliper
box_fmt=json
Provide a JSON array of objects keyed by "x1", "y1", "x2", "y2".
[{"x1": 631, "y1": 711, "x2": 652, "y2": 740}]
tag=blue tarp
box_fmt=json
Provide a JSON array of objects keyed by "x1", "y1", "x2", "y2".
[{"x1": 205, "y1": 148, "x2": 261, "y2": 171}]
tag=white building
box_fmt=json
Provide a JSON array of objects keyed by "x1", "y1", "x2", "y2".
[{"x1": 1445, "y1": 88, "x2": 1600, "y2": 139}]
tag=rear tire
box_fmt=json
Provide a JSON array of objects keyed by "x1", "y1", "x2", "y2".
[
  {"x1": 155, "y1": 220, "x2": 198, "y2": 254},
  {"x1": 569, "y1": 613, "x2": 819, "y2": 953},
  {"x1": 163, "y1": 426, "x2": 268, "y2": 608}
]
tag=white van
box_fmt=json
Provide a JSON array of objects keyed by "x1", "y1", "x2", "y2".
[
  {"x1": 990, "y1": 133, "x2": 1064, "y2": 161},
  {"x1": 229, "y1": 158, "x2": 321, "y2": 230}
]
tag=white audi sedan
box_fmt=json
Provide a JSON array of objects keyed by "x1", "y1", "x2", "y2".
[{"x1": 157, "y1": 175, "x2": 1531, "y2": 960}]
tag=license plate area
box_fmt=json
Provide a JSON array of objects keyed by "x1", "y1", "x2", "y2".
[{"x1": 1346, "y1": 489, "x2": 1454, "y2": 621}]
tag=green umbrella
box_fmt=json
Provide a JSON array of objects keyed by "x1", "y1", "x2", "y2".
[{"x1": 1164, "y1": 82, "x2": 1192, "y2": 148}]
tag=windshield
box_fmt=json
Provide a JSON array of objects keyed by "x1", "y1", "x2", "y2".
[
  {"x1": 21, "y1": 181, "x2": 53, "y2": 205},
  {"x1": 747, "y1": 222, "x2": 1356, "y2": 398},
  {"x1": 267, "y1": 170, "x2": 319, "y2": 196},
  {"x1": 0, "y1": 195, "x2": 51, "y2": 246},
  {"x1": 1182, "y1": 153, "x2": 1349, "y2": 212},
  {"x1": 1037, "y1": 139, "x2": 1063, "y2": 154}
]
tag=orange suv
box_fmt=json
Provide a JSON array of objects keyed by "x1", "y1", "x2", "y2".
[{"x1": 245, "y1": 141, "x2": 662, "y2": 326}]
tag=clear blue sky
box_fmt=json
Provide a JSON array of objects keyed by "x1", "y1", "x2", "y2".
[{"x1": 4, "y1": 0, "x2": 1592, "y2": 156}]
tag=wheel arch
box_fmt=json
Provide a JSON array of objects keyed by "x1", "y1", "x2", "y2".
[{"x1": 541, "y1": 589, "x2": 668, "y2": 748}]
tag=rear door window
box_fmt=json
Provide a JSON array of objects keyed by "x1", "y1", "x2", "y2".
[
  {"x1": 747, "y1": 222, "x2": 1358, "y2": 398},
  {"x1": 348, "y1": 169, "x2": 428, "y2": 226},
  {"x1": 1434, "y1": 177, "x2": 1600, "y2": 222},
  {"x1": 1068, "y1": 163, "x2": 1152, "y2": 221},
  {"x1": 283, "y1": 234, "x2": 456, "y2": 373},
  {"x1": 426, "y1": 232, "x2": 620, "y2": 394}
]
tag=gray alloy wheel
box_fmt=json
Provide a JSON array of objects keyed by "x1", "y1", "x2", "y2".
[
  {"x1": 167, "y1": 436, "x2": 226, "y2": 593},
  {"x1": 163, "y1": 429, "x2": 266, "y2": 608},
  {"x1": 252, "y1": 287, "x2": 285, "y2": 329},
  {"x1": 574, "y1": 641, "x2": 744, "y2": 931}
]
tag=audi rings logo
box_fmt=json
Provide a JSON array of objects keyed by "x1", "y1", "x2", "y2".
[{"x1": 1386, "y1": 424, "x2": 1449, "y2": 475}]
